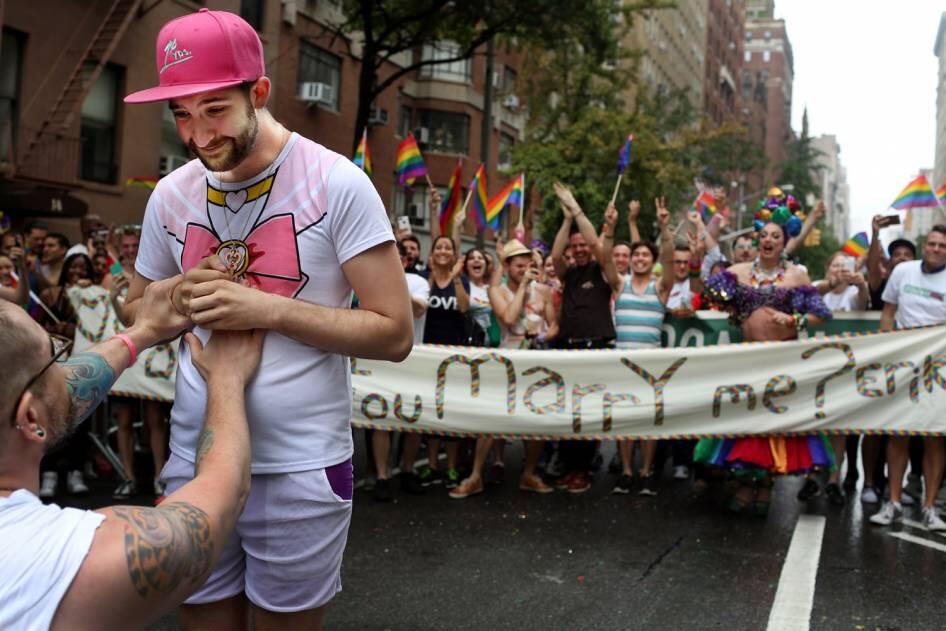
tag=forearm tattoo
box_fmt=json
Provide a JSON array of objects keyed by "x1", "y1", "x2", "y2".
[
  {"x1": 63, "y1": 352, "x2": 116, "y2": 429},
  {"x1": 194, "y1": 428, "x2": 215, "y2": 475},
  {"x1": 111, "y1": 502, "x2": 213, "y2": 598}
]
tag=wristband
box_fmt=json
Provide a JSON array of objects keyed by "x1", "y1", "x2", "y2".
[{"x1": 113, "y1": 333, "x2": 138, "y2": 368}]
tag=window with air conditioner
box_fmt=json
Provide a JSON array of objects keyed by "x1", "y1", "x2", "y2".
[
  {"x1": 393, "y1": 185, "x2": 447, "y2": 229},
  {"x1": 298, "y1": 40, "x2": 340, "y2": 110},
  {"x1": 418, "y1": 41, "x2": 472, "y2": 83},
  {"x1": 498, "y1": 132, "x2": 514, "y2": 170},
  {"x1": 418, "y1": 109, "x2": 469, "y2": 154},
  {"x1": 80, "y1": 63, "x2": 122, "y2": 184}
]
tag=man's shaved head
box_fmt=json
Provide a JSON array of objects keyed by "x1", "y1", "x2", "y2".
[{"x1": 0, "y1": 304, "x2": 55, "y2": 451}]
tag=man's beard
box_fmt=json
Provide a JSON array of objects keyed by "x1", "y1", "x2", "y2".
[{"x1": 190, "y1": 103, "x2": 259, "y2": 173}]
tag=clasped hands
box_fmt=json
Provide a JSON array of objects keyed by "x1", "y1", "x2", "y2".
[{"x1": 170, "y1": 255, "x2": 276, "y2": 331}]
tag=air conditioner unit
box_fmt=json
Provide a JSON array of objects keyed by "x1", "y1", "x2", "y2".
[
  {"x1": 298, "y1": 82, "x2": 334, "y2": 105},
  {"x1": 492, "y1": 71, "x2": 502, "y2": 88},
  {"x1": 159, "y1": 154, "x2": 189, "y2": 176},
  {"x1": 502, "y1": 95, "x2": 520, "y2": 109},
  {"x1": 367, "y1": 107, "x2": 389, "y2": 126},
  {"x1": 414, "y1": 127, "x2": 430, "y2": 143}
]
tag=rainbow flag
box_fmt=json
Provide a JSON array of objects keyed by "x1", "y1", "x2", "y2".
[
  {"x1": 936, "y1": 183, "x2": 946, "y2": 206},
  {"x1": 616, "y1": 134, "x2": 634, "y2": 175},
  {"x1": 439, "y1": 160, "x2": 463, "y2": 234},
  {"x1": 125, "y1": 177, "x2": 158, "y2": 189},
  {"x1": 486, "y1": 173, "x2": 525, "y2": 231},
  {"x1": 841, "y1": 232, "x2": 869, "y2": 257},
  {"x1": 395, "y1": 133, "x2": 427, "y2": 188},
  {"x1": 470, "y1": 165, "x2": 489, "y2": 232},
  {"x1": 693, "y1": 191, "x2": 717, "y2": 222},
  {"x1": 352, "y1": 129, "x2": 372, "y2": 177},
  {"x1": 890, "y1": 174, "x2": 938, "y2": 210}
]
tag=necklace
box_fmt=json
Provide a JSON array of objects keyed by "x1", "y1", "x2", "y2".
[{"x1": 750, "y1": 258, "x2": 786, "y2": 288}]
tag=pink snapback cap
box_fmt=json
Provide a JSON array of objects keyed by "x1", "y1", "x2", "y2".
[{"x1": 124, "y1": 8, "x2": 264, "y2": 104}]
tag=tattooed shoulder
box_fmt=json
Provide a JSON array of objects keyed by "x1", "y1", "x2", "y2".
[
  {"x1": 63, "y1": 352, "x2": 116, "y2": 428},
  {"x1": 111, "y1": 502, "x2": 213, "y2": 599}
]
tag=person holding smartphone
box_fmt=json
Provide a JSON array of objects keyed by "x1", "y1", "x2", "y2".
[{"x1": 816, "y1": 252, "x2": 868, "y2": 311}]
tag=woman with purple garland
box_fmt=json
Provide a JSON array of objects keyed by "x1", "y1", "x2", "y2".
[{"x1": 693, "y1": 192, "x2": 834, "y2": 516}]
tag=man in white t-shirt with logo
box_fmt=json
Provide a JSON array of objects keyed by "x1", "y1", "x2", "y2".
[
  {"x1": 122, "y1": 9, "x2": 412, "y2": 629},
  {"x1": 870, "y1": 224, "x2": 946, "y2": 532},
  {"x1": 0, "y1": 279, "x2": 264, "y2": 630}
]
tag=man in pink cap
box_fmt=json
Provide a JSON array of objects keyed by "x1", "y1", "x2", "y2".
[{"x1": 122, "y1": 8, "x2": 413, "y2": 630}]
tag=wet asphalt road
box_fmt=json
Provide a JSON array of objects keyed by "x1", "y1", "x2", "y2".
[{"x1": 53, "y1": 438, "x2": 946, "y2": 631}]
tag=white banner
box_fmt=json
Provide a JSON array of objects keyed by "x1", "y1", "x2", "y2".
[
  {"x1": 351, "y1": 326, "x2": 946, "y2": 438},
  {"x1": 67, "y1": 285, "x2": 177, "y2": 401}
]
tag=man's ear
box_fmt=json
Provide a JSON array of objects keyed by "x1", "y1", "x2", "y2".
[
  {"x1": 251, "y1": 77, "x2": 271, "y2": 109},
  {"x1": 13, "y1": 393, "x2": 48, "y2": 445}
]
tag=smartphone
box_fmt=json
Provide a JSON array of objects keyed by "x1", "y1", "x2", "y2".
[
  {"x1": 880, "y1": 215, "x2": 901, "y2": 227},
  {"x1": 842, "y1": 257, "x2": 856, "y2": 273},
  {"x1": 397, "y1": 216, "x2": 412, "y2": 232},
  {"x1": 109, "y1": 261, "x2": 124, "y2": 276}
]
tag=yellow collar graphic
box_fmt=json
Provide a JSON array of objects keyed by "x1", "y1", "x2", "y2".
[{"x1": 207, "y1": 175, "x2": 275, "y2": 207}]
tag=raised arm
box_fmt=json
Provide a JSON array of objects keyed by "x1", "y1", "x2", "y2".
[
  {"x1": 627, "y1": 200, "x2": 642, "y2": 244},
  {"x1": 600, "y1": 202, "x2": 623, "y2": 294},
  {"x1": 867, "y1": 214, "x2": 886, "y2": 292},
  {"x1": 786, "y1": 200, "x2": 825, "y2": 256},
  {"x1": 428, "y1": 187, "x2": 443, "y2": 241},
  {"x1": 53, "y1": 329, "x2": 264, "y2": 631},
  {"x1": 655, "y1": 198, "x2": 675, "y2": 301},
  {"x1": 1, "y1": 247, "x2": 30, "y2": 306}
]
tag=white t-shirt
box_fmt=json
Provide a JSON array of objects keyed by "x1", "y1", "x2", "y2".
[
  {"x1": 406, "y1": 272, "x2": 429, "y2": 345},
  {"x1": 0, "y1": 490, "x2": 104, "y2": 631},
  {"x1": 881, "y1": 260, "x2": 946, "y2": 328},
  {"x1": 468, "y1": 282, "x2": 493, "y2": 333},
  {"x1": 136, "y1": 133, "x2": 394, "y2": 473},
  {"x1": 666, "y1": 278, "x2": 693, "y2": 310},
  {"x1": 820, "y1": 284, "x2": 862, "y2": 312}
]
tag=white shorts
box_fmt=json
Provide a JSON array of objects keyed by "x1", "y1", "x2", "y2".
[{"x1": 160, "y1": 451, "x2": 353, "y2": 612}]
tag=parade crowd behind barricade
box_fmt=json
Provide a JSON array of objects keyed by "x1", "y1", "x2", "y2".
[
  {"x1": 373, "y1": 178, "x2": 946, "y2": 533},
  {"x1": 0, "y1": 216, "x2": 173, "y2": 503},
  {"x1": 2, "y1": 173, "x2": 945, "y2": 532}
]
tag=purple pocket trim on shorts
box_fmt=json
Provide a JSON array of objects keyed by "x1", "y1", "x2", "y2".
[{"x1": 325, "y1": 458, "x2": 353, "y2": 500}]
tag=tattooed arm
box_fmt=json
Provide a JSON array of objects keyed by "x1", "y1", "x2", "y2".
[{"x1": 51, "y1": 330, "x2": 263, "y2": 631}]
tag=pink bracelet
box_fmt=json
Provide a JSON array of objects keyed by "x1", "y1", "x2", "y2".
[{"x1": 113, "y1": 333, "x2": 138, "y2": 368}]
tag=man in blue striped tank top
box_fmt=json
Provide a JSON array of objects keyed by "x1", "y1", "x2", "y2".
[{"x1": 606, "y1": 198, "x2": 677, "y2": 496}]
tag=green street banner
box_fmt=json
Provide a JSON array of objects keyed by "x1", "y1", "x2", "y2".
[
  {"x1": 68, "y1": 285, "x2": 178, "y2": 401},
  {"x1": 352, "y1": 322, "x2": 946, "y2": 438}
]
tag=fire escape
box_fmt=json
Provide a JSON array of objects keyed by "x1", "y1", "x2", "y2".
[{"x1": 16, "y1": 0, "x2": 142, "y2": 185}]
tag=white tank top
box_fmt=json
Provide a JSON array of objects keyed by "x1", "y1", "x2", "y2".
[{"x1": 0, "y1": 490, "x2": 104, "y2": 630}]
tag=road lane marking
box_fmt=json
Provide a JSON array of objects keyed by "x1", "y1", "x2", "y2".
[
  {"x1": 888, "y1": 531, "x2": 946, "y2": 553},
  {"x1": 901, "y1": 518, "x2": 946, "y2": 539},
  {"x1": 766, "y1": 514, "x2": 826, "y2": 631}
]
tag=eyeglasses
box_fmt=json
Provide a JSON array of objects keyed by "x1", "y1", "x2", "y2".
[{"x1": 8, "y1": 333, "x2": 72, "y2": 427}]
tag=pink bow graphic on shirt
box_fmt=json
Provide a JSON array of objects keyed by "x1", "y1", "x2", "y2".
[{"x1": 180, "y1": 214, "x2": 306, "y2": 298}]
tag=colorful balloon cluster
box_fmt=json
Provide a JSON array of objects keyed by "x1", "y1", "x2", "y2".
[{"x1": 753, "y1": 187, "x2": 806, "y2": 238}]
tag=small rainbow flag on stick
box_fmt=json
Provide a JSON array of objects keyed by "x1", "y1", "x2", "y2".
[
  {"x1": 890, "y1": 174, "x2": 938, "y2": 210},
  {"x1": 486, "y1": 173, "x2": 524, "y2": 231},
  {"x1": 395, "y1": 133, "x2": 429, "y2": 189},
  {"x1": 439, "y1": 160, "x2": 463, "y2": 235},
  {"x1": 841, "y1": 232, "x2": 869, "y2": 257},
  {"x1": 693, "y1": 191, "x2": 717, "y2": 222},
  {"x1": 352, "y1": 129, "x2": 372, "y2": 177},
  {"x1": 611, "y1": 134, "x2": 634, "y2": 204},
  {"x1": 470, "y1": 165, "x2": 489, "y2": 232}
]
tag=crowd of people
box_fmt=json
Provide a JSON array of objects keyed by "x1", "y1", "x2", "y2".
[{"x1": 373, "y1": 182, "x2": 946, "y2": 533}]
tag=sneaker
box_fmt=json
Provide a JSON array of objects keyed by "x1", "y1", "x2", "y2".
[
  {"x1": 39, "y1": 472, "x2": 58, "y2": 498},
  {"x1": 417, "y1": 466, "x2": 441, "y2": 487},
  {"x1": 449, "y1": 477, "x2": 484, "y2": 499},
  {"x1": 612, "y1": 474, "x2": 634, "y2": 494},
  {"x1": 153, "y1": 478, "x2": 166, "y2": 496},
  {"x1": 673, "y1": 465, "x2": 690, "y2": 481},
  {"x1": 398, "y1": 472, "x2": 426, "y2": 496},
  {"x1": 554, "y1": 472, "x2": 577, "y2": 490},
  {"x1": 887, "y1": 489, "x2": 916, "y2": 506},
  {"x1": 566, "y1": 472, "x2": 592, "y2": 494},
  {"x1": 797, "y1": 478, "x2": 821, "y2": 501},
  {"x1": 922, "y1": 506, "x2": 946, "y2": 532},
  {"x1": 66, "y1": 471, "x2": 88, "y2": 495},
  {"x1": 869, "y1": 501, "x2": 903, "y2": 526},
  {"x1": 519, "y1": 474, "x2": 554, "y2": 494},
  {"x1": 445, "y1": 467, "x2": 460, "y2": 489},
  {"x1": 372, "y1": 478, "x2": 393, "y2": 502},
  {"x1": 825, "y1": 483, "x2": 845, "y2": 506},
  {"x1": 638, "y1": 474, "x2": 658, "y2": 497},
  {"x1": 861, "y1": 487, "x2": 880, "y2": 504},
  {"x1": 112, "y1": 479, "x2": 136, "y2": 500}
]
